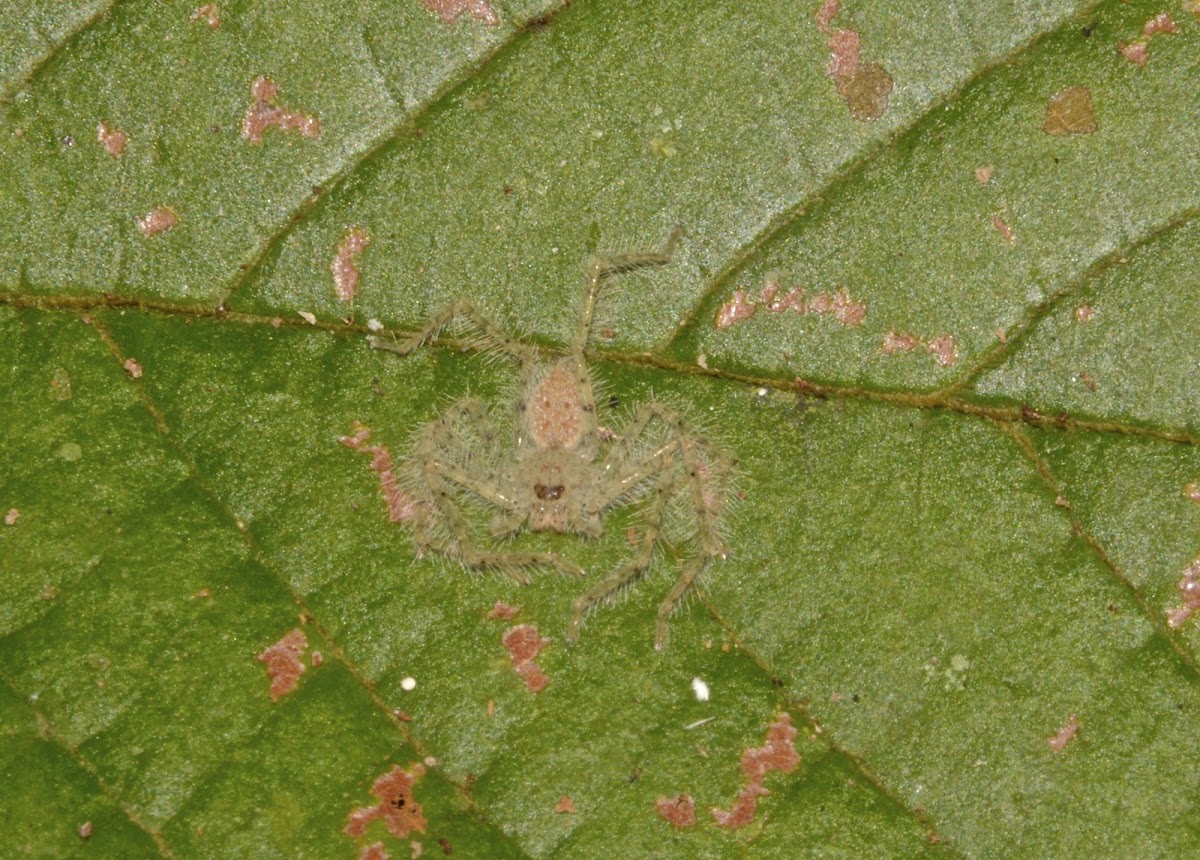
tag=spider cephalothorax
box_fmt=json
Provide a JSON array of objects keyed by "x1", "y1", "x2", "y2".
[{"x1": 370, "y1": 227, "x2": 729, "y2": 648}]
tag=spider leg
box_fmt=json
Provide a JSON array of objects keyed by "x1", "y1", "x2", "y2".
[
  {"x1": 592, "y1": 403, "x2": 728, "y2": 558},
  {"x1": 567, "y1": 226, "x2": 682, "y2": 457},
  {"x1": 410, "y1": 399, "x2": 584, "y2": 582},
  {"x1": 567, "y1": 461, "x2": 675, "y2": 644},
  {"x1": 370, "y1": 299, "x2": 538, "y2": 365},
  {"x1": 577, "y1": 402, "x2": 730, "y2": 647}
]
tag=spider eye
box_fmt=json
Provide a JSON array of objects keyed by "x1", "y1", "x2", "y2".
[{"x1": 534, "y1": 483, "x2": 565, "y2": 501}]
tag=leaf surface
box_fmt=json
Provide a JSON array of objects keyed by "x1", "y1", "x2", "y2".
[{"x1": 3, "y1": 1, "x2": 1199, "y2": 857}]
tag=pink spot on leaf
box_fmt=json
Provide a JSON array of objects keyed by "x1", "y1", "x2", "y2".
[
  {"x1": 5, "y1": 508, "x2": 19, "y2": 526},
  {"x1": 345, "y1": 764, "x2": 428, "y2": 840},
  {"x1": 419, "y1": 0, "x2": 499, "y2": 26},
  {"x1": 243, "y1": 77, "x2": 321, "y2": 143},
  {"x1": 123, "y1": 358, "x2": 143, "y2": 379},
  {"x1": 992, "y1": 214, "x2": 1016, "y2": 244},
  {"x1": 1121, "y1": 12, "x2": 1178, "y2": 64},
  {"x1": 715, "y1": 290, "x2": 756, "y2": 328},
  {"x1": 926, "y1": 335, "x2": 958, "y2": 367},
  {"x1": 881, "y1": 331, "x2": 921, "y2": 354},
  {"x1": 655, "y1": 794, "x2": 696, "y2": 828},
  {"x1": 96, "y1": 122, "x2": 126, "y2": 158},
  {"x1": 975, "y1": 165, "x2": 994, "y2": 184},
  {"x1": 137, "y1": 207, "x2": 178, "y2": 237},
  {"x1": 360, "y1": 844, "x2": 389, "y2": 860},
  {"x1": 1047, "y1": 713, "x2": 1079, "y2": 752},
  {"x1": 502, "y1": 624, "x2": 551, "y2": 692},
  {"x1": 341, "y1": 423, "x2": 418, "y2": 523},
  {"x1": 711, "y1": 713, "x2": 800, "y2": 828},
  {"x1": 486, "y1": 601, "x2": 521, "y2": 620},
  {"x1": 1184, "y1": 483, "x2": 1200, "y2": 504},
  {"x1": 1167, "y1": 558, "x2": 1200, "y2": 628},
  {"x1": 881, "y1": 331, "x2": 957, "y2": 366},
  {"x1": 1074, "y1": 304, "x2": 1096, "y2": 323},
  {"x1": 553, "y1": 795, "x2": 575, "y2": 814},
  {"x1": 256, "y1": 628, "x2": 308, "y2": 701},
  {"x1": 333, "y1": 228, "x2": 370, "y2": 303},
  {"x1": 190, "y1": 5, "x2": 221, "y2": 28},
  {"x1": 815, "y1": 1, "x2": 893, "y2": 121}
]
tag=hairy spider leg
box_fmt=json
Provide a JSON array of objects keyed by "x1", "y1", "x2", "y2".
[
  {"x1": 410, "y1": 399, "x2": 584, "y2": 581},
  {"x1": 566, "y1": 458, "x2": 676, "y2": 644},
  {"x1": 369, "y1": 299, "x2": 539, "y2": 365},
  {"x1": 568, "y1": 402, "x2": 729, "y2": 645},
  {"x1": 562, "y1": 225, "x2": 684, "y2": 457}
]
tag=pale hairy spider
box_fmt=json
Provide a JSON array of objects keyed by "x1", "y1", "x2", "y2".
[{"x1": 369, "y1": 227, "x2": 729, "y2": 649}]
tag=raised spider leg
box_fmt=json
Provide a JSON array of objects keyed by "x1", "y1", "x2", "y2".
[
  {"x1": 411, "y1": 399, "x2": 584, "y2": 582},
  {"x1": 566, "y1": 460, "x2": 676, "y2": 644},
  {"x1": 564, "y1": 225, "x2": 683, "y2": 455}
]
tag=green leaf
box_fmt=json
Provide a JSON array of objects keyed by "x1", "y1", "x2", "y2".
[{"x1": 3, "y1": 1, "x2": 1199, "y2": 856}]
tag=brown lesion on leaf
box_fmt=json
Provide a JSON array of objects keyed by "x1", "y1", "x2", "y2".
[
  {"x1": 1118, "y1": 12, "x2": 1178, "y2": 65},
  {"x1": 716, "y1": 274, "x2": 866, "y2": 330},
  {"x1": 991, "y1": 214, "x2": 1016, "y2": 244},
  {"x1": 881, "y1": 331, "x2": 958, "y2": 366},
  {"x1": 710, "y1": 713, "x2": 801, "y2": 828},
  {"x1": 122, "y1": 358, "x2": 143, "y2": 379},
  {"x1": 1042, "y1": 86, "x2": 1097, "y2": 136},
  {"x1": 256, "y1": 628, "x2": 308, "y2": 700},
  {"x1": 340, "y1": 423, "x2": 419, "y2": 523},
  {"x1": 553, "y1": 795, "x2": 575, "y2": 814},
  {"x1": 333, "y1": 228, "x2": 371, "y2": 303},
  {"x1": 502, "y1": 624, "x2": 551, "y2": 692},
  {"x1": 1046, "y1": 713, "x2": 1079, "y2": 752},
  {"x1": 419, "y1": 0, "x2": 499, "y2": 26},
  {"x1": 1167, "y1": 557, "x2": 1200, "y2": 628},
  {"x1": 4, "y1": 508, "x2": 19, "y2": 526},
  {"x1": 345, "y1": 764, "x2": 429, "y2": 840},
  {"x1": 137, "y1": 206, "x2": 178, "y2": 237},
  {"x1": 360, "y1": 843, "x2": 389, "y2": 860},
  {"x1": 1184, "y1": 483, "x2": 1200, "y2": 504},
  {"x1": 242, "y1": 77, "x2": 321, "y2": 143},
  {"x1": 190, "y1": 5, "x2": 221, "y2": 29},
  {"x1": 655, "y1": 794, "x2": 696, "y2": 828},
  {"x1": 96, "y1": 122, "x2": 126, "y2": 158},
  {"x1": 485, "y1": 600, "x2": 521, "y2": 620},
  {"x1": 974, "y1": 165, "x2": 994, "y2": 184},
  {"x1": 816, "y1": 0, "x2": 893, "y2": 121}
]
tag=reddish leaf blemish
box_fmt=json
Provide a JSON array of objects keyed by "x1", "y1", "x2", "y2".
[
  {"x1": 486, "y1": 601, "x2": 521, "y2": 620},
  {"x1": 256, "y1": 628, "x2": 308, "y2": 701},
  {"x1": 345, "y1": 764, "x2": 428, "y2": 839},
  {"x1": 361, "y1": 843, "x2": 389, "y2": 860},
  {"x1": 1047, "y1": 713, "x2": 1079, "y2": 752},
  {"x1": 190, "y1": 5, "x2": 221, "y2": 28},
  {"x1": 816, "y1": 0, "x2": 893, "y2": 121},
  {"x1": 882, "y1": 331, "x2": 957, "y2": 366},
  {"x1": 333, "y1": 228, "x2": 370, "y2": 303},
  {"x1": 420, "y1": 0, "x2": 499, "y2": 26},
  {"x1": 992, "y1": 214, "x2": 1016, "y2": 244},
  {"x1": 96, "y1": 122, "x2": 126, "y2": 158},
  {"x1": 1167, "y1": 558, "x2": 1200, "y2": 628},
  {"x1": 975, "y1": 165, "x2": 994, "y2": 184},
  {"x1": 554, "y1": 795, "x2": 575, "y2": 814},
  {"x1": 1042, "y1": 86, "x2": 1097, "y2": 136},
  {"x1": 656, "y1": 794, "x2": 696, "y2": 828},
  {"x1": 710, "y1": 713, "x2": 800, "y2": 828},
  {"x1": 715, "y1": 290, "x2": 756, "y2": 329},
  {"x1": 137, "y1": 206, "x2": 178, "y2": 237},
  {"x1": 77, "y1": 821, "x2": 93, "y2": 840},
  {"x1": 1118, "y1": 13, "x2": 1177, "y2": 65},
  {"x1": 1074, "y1": 304, "x2": 1096, "y2": 323},
  {"x1": 502, "y1": 624, "x2": 551, "y2": 692},
  {"x1": 1184, "y1": 483, "x2": 1200, "y2": 504},
  {"x1": 5, "y1": 509, "x2": 19, "y2": 526},
  {"x1": 341, "y1": 423, "x2": 418, "y2": 523},
  {"x1": 243, "y1": 77, "x2": 321, "y2": 143},
  {"x1": 123, "y1": 358, "x2": 143, "y2": 379},
  {"x1": 718, "y1": 279, "x2": 865, "y2": 330}
]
